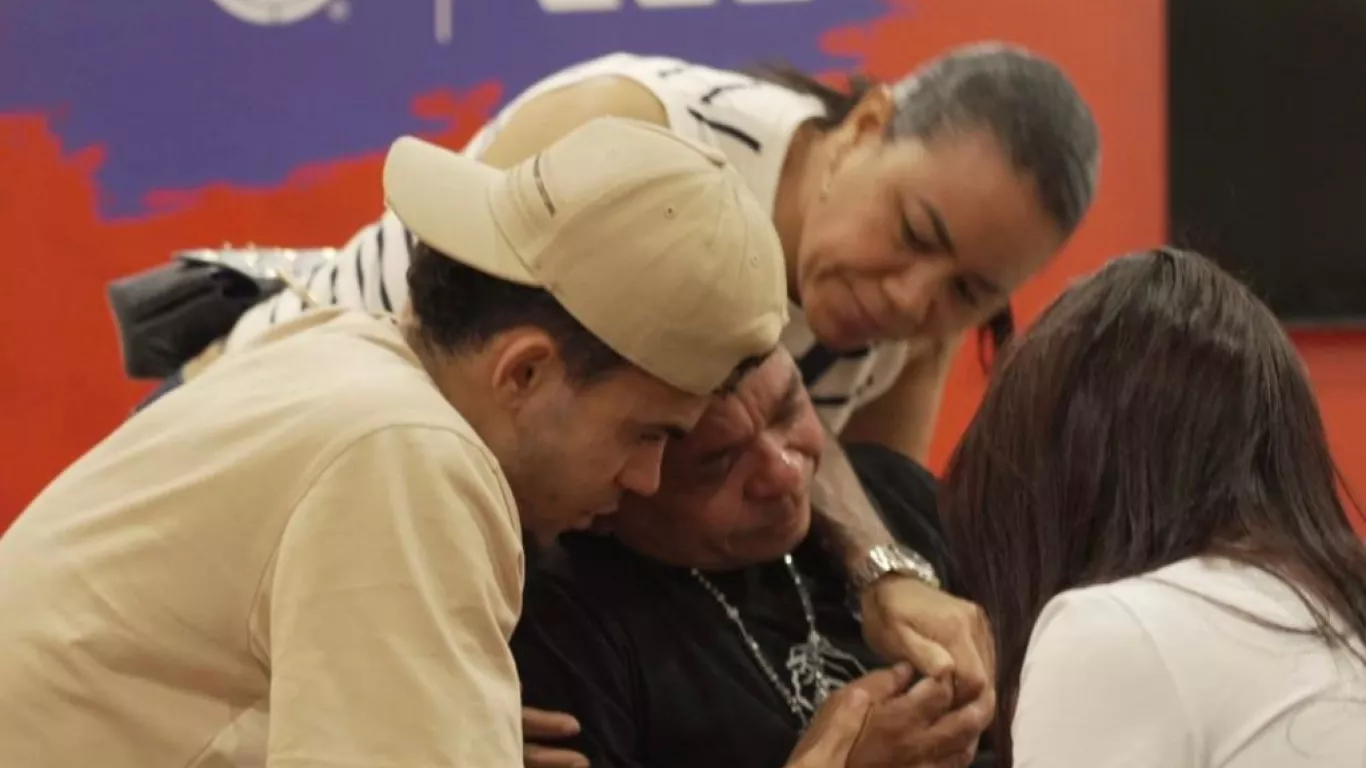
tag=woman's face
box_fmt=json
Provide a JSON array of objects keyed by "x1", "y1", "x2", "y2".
[{"x1": 796, "y1": 103, "x2": 1068, "y2": 352}]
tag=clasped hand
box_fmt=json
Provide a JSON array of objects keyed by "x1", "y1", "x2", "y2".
[
  {"x1": 523, "y1": 660, "x2": 992, "y2": 768},
  {"x1": 785, "y1": 664, "x2": 991, "y2": 768}
]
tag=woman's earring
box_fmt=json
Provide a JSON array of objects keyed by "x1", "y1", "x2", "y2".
[{"x1": 819, "y1": 175, "x2": 831, "y2": 201}]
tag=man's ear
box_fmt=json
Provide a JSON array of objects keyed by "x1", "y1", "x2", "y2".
[
  {"x1": 488, "y1": 329, "x2": 562, "y2": 410},
  {"x1": 822, "y1": 85, "x2": 896, "y2": 178}
]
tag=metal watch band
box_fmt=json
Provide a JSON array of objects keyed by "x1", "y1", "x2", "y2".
[{"x1": 849, "y1": 543, "x2": 941, "y2": 592}]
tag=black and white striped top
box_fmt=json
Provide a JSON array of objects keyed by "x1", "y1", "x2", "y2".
[{"x1": 225, "y1": 53, "x2": 910, "y2": 433}]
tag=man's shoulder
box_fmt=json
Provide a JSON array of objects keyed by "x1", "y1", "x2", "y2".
[
  {"x1": 162, "y1": 309, "x2": 496, "y2": 487},
  {"x1": 525, "y1": 534, "x2": 668, "y2": 616},
  {"x1": 220, "y1": 310, "x2": 472, "y2": 432},
  {"x1": 234, "y1": 307, "x2": 414, "y2": 377},
  {"x1": 531, "y1": 535, "x2": 646, "y2": 588}
]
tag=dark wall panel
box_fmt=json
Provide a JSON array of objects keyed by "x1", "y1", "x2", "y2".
[{"x1": 1169, "y1": 0, "x2": 1366, "y2": 325}]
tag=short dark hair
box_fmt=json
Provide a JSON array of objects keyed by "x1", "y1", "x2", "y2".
[
  {"x1": 941, "y1": 248, "x2": 1366, "y2": 762},
  {"x1": 755, "y1": 43, "x2": 1100, "y2": 237},
  {"x1": 406, "y1": 239, "x2": 626, "y2": 384}
]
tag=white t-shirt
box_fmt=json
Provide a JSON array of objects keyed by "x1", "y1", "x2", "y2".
[
  {"x1": 0, "y1": 310, "x2": 526, "y2": 767},
  {"x1": 223, "y1": 52, "x2": 910, "y2": 432},
  {"x1": 1013, "y1": 556, "x2": 1366, "y2": 767}
]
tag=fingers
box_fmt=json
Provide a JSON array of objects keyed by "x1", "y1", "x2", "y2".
[
  {"x1": 806, "y1": 687, "x2": 874, "y2": 765},
  {"x1": 786, "y1": 681, "x2": 882, "y2": 768},
  {"x1": 525, "y1": 744, "x2": 591, "y2": 768},
  {"x1": 956, "y1": 685, "x2": 998, "y2": 735},
  {"x1": 925, "y1": 746, "x2": 978, "y2": 768},
  {"x1": 914, "y1": 695, "x2": 994, "y2": 761},
  {"x1": 977, "y1": 610, "x2": 998, "y2": 694},
  {"x1": 878, "y1": 676, "x2": 955, "y2": 726},
  {"x1": 944, "y1": 608, "x2": 993, "y2": 706},
  {"x1": 522, "y1": 707, "x2": 581, "y2": 740},
  {"x1": 856, "y1": 677, "x2": 989, "y2": 768},
  {"x1": 845, "y1": 662, "x2": 916, "y2": 703},
  {"x1": 895, "y1": 626, "x2": 956, "y2": 682}
]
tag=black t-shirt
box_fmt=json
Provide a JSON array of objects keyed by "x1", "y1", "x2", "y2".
[{"x1": 512, "y1": 444, "x2": 990, "y2": 768}]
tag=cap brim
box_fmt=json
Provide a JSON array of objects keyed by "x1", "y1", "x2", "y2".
[{"x1": 383, "y1": 136, "x2": 536, "y2": 285}]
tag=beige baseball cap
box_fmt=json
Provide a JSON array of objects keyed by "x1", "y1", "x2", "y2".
[{"x1": 382, "y1": 117, "x2": 788, "y2": 396}]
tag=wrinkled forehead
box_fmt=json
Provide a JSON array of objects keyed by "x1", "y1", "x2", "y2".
[{"x1": 674, "y1": 350, "x2": 800, "y2": 452}]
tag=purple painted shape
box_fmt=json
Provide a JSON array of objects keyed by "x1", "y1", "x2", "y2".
[{"x1": 0, "y1": 0, "x2": 889, "y2": 216}]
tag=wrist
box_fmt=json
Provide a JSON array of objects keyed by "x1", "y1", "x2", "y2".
[
  {"x1": 849, "y1": 543, "x2": 941, "y2": 593},
  {"x1": 809, "y1": 487, "x2": 893, "y2": 568}
]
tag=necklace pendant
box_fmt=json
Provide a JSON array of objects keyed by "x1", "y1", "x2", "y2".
[
  {"x1": 692, "y1": 558, "x2": 867, "y2": 732},
  {"x1": 812, "y1": 683, "x2": 830, "y2": 707}
]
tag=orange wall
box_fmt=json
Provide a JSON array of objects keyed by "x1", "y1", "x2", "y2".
[
  {"x1": 880, "y1": 4, "x2": 1366, "y2": 534},
  {"x1": 1, "y1": 0, "x2": 1361, "y2": 533}
]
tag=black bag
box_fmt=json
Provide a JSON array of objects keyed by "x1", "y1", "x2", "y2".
[
  {"x1": 107, "y1": 246, "x2": 338, "y2": 379},
  {"x1": 106, "y1": 258, "x2": 283, "y2": 380}
]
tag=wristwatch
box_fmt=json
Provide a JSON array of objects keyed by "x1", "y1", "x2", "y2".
[{"x1": 849, "y1": 543, "x2": 941, "y2": 592}]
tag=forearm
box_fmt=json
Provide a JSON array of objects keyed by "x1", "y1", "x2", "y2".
[
  {"x1": 840, "y1": 338, "x2": 961, "y2": 464},
  {"x1": 810, "y1": 426, "x2": 898, "y2": 570},
  {"x1": 812, "y1": 336, "x2": 963, "y2": 576}
]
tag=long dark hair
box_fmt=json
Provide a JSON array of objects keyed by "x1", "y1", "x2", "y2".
[{"x1": 940, "y1": 248, "x2": 1366, "y2": 763}]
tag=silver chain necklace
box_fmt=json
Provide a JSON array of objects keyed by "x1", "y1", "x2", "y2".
[{"x1": 690, "y1": 554, "x2": 868, "y2": 726}]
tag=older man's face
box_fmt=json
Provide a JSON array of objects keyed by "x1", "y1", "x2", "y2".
[{"x1": 606, "y1": 349, "x2": 826, "y2": 571}]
